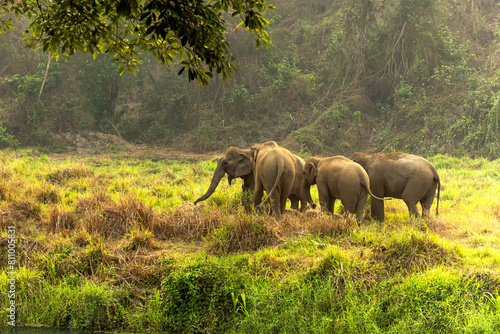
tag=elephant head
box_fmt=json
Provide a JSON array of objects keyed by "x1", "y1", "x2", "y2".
[
  {"x1": 194, "y1": 147, "x2": 253, "y2": 204},
  {"x1": 250, "y1": 141, "x2": 279, "y2": 169},
  {"x1": 349, "y1": 152, "x2": 369, "y2": 168},
  {"x1": 303, "y1": 157, "x2": 321, "y2": 185}
]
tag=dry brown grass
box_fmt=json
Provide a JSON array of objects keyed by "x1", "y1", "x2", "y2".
[
  {"x1": 75, "y1": 193, "x2": 156, "y2": 238},
  {"x1": 34, "y1": 184, "x2": 62, "y2": 204},
  {"x1": 151, "y1": 205, "x2": 225, "y2": 241},
  {"x1": 209, "y1": 213, "x2": 283, "y2": 254},
  {"x1": 48, "y1": 206, "x2": 77, "y2": 232},
  {"x1": 296, "y1": 212, "x2": 357, "y2": 238},
  {"x1": 0, "y1": 183, "x2": 10, "y2": 201},
  {"x1": 0, "y1": 201, "x2": 42, "y2": 227},
  {"x1": 74, "y1": 191, "x2": 112, "y2": 215},
  {"x1": 370, "y1": 232, "x2": 458, "y2": 275},
  {"x1": 76, "y1": 240, "x2": 120, "y2": 277},
  {"x1": 125, "y1": 227, "x2": 158, "y2": 251},
  {"x1": 71, "y1": 229, "x2": 94, "y2": 247},
  {"x1": 46, "y1": 163, "x2": 93, "y2": 183}
]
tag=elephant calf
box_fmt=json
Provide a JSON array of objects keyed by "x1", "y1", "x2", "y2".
[
  {"x1": 350, "y1": 152, "x2": 441, "y2": 221},
  {"x1": 303, "y1": 156, "x2": 386, "y2": 221}
]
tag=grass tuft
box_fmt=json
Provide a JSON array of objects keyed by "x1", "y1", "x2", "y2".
[
  {"x1": 125, "y1": 226, "x2": 157, "y2": 251},
  {"x1": 76, "y1": 193, "x2": 156, "y2": 238},
  {"x1": 152, "y1": 205, "x2": 225, "y2": 241},
  {"x1": 46, "y1": 163, "x2": 93, "y2": 183},
  {"x1": 48, "y1": 206, "x2": 76, "y2": 232},
  {"x1": 209, "y1": 212, "x2": 282, "y2": 254},
  {"x1": 35, "y1": 183, "x2": 62, "y2": 204},
  {"x1": 2, "y1": 200, "x2": 42, "y2": 224},
  {"x1": 371, "y1": 231, "x2": 457, "y2": 274},
  {"x1": 302, "y1": 213, "x2": 356, "y2": 238}
]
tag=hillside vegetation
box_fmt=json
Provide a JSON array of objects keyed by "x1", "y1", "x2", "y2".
[
  {"x1": 0, "y1": 150, "x2": 499, "y2": 332},
  {"x1": 0, "y1": 0, "x2": 498, "y2": 157}
]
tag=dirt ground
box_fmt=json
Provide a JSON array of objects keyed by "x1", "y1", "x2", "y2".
[{"x1": 48, "y1": 132, "x2": 220, "y2": 161}]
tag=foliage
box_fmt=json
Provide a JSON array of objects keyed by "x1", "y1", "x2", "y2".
[
  {"x1": 0, "y1": 119, "x2": 18, "y2": 148},
  {"x1": 0, "y1": 0, "x2": 498, "y2": 156},
  {"x1": 75, "y1": 54, "x2": 121, "y2": 129},
  {"x1": 0, "y1": 0, "x2": 275, "y2": 85},
  {"x1": 161, "y1": 260, "x2": 245, "y2": 333}
]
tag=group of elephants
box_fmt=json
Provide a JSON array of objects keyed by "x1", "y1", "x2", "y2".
[{"x1": 194, "y1": 141, "x2": 441, "y2": 222}]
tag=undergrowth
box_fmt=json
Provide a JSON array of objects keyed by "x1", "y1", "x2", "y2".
[{"x1": 0, "y1": 151, "x2": 499, "y2": 332}]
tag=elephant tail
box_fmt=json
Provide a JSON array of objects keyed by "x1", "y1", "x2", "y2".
[
  {"x1": 256, "y1": 150, "x2": 284, "y2": 210},
  {"x1": 434, "y1": 172, "x2": 441, "y2": 217},
  {"x1": 360, "y1": 179, "x2": 392, "y2": 201}
]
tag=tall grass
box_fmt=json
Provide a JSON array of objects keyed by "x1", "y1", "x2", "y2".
[{"x1": 0, "y1": 150, "x2": 499, "y2": 332}]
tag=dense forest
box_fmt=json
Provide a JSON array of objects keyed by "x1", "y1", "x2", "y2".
[{"x1": 0, "y1": 0, "x2": 498, "y2": 157}]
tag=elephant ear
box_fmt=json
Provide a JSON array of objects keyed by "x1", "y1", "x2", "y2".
[
  {"x1": 305, "y1": 162, "x2": 317, "y2": 185},
  {"x1": 250, "y1": 146, "x2": 261, "y2": 167},
  {"x1": 234, "y1": 153, "x2": 252, "y2": 177}
]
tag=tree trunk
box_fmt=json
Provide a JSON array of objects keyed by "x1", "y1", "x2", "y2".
[{"x1": 38, "y1": 52, "x2": 51, "y2": 100}]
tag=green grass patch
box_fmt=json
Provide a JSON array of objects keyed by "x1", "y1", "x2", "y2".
[{"x1": 0, "y1": 151, "x2": 499, "y2": 332}]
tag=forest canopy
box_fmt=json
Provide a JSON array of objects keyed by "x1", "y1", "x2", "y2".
[
  {"x1": 0, "y1": 0, "x2": 498, "y2": 158},
  {"x1": 0, "y1": 0, "x2": 275, "y2": 84}
]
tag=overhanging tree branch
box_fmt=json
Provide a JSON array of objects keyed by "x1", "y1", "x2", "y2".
[{"x1": 0, "y1": 0, "x2": 275, "y2": 85}]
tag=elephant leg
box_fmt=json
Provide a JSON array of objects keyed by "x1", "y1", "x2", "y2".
[
  {"x1": 420, "y1": 194, "x2": 435, "y2": 218},
  {"x1": 420, "y1": 198, "x2": 431, "y2": 218},
  {"x1": 264, "y1": 180, "x2": 281, "y2": 218},
  {"x1": 316, "y1": 181, "x2": 330, "y2": 213},
  {"x1": 289, "y1": 194, "x2": 299, "y2": 211},
  {"x1": 355, "y1": 192, "x2": 368, "y2": 222},
  {"x1": 242, "y1": 189, "x2": 253, "y2": 213},
  {"x1": 402, "y1": 195, "x2": 420, "y2": 218},
  {"x1": 328, "y1": 197, "x2": 336, "y2": 214},
  {"x1": 369, "y1": 181, "x2": 385, "y2": 221},
  {"x1": 404, "y1": 199, "x2": 420, "y2": 218},
  {"x1": 270, "y1": 192, "x2": 281, "y2": 218},
  {"x1": 371, "y1": 199, "x2": 385, "y2": 221},
  {"x1": 420, "y1": 184, "x2": 437, "y2": 218},
  {"x1": 280, "y1": 179, "x2": 294, "y2": 215},
  {"x1": 253, "y1": 179, "x2": 264, "y2": 209},
  {"x1": 403, "y1": 186, "x2": 422, "y2": 218},
  {"x1": 280, "y1": 192, "x2": 288, "y2": 216},
  {"x1": 341, "y1": 195, "x2": 357, "y2": 217}
]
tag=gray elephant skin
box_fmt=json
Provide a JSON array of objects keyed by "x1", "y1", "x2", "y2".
[
  {"x1": 194, "y1": 147, "x2": 254, "y2": 205},
  {"x1": 350, "y1": 152, "x2": 441, "y2": 221},
  {"x1": 303, "y1": 156, "x2": 387, "y2": 221},
  {"x1": 251, "y1": 141, "x2": 314, "y2": 218},
  {"x1": 194, "y1": 144, "x2": 314, "y2": 214}
]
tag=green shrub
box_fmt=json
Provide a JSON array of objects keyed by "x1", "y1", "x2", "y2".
[
  {"x1": 374, "y1": 268, "x2": 500, "y2": 332},
  {"x1": 161, "y1": 259, "x2": 245, "y2": 333}
]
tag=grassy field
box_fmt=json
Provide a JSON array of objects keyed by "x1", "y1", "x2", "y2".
[{"x1": 1, "y1": 149, "x2": 500, "y2": 333}]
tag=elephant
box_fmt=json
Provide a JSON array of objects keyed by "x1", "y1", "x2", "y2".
[
  {"x1": 193, "y1": 146, "x2": 254, "y2": 205},
  {"x1": 250, "y1": 141, "x2": 314, "y2": 218},
  {"x1": 303, "y1": 156, "x2": 388, "y2": 221},
  {"x1": 350, "y1": 152, "x2": 441, "y2": 221},
  {"x1": 289, "y1": 154, "x2": 316, "y2": 212},
  {"x1": 194, "y1": 145, "x2": 314, "y2": 212}
]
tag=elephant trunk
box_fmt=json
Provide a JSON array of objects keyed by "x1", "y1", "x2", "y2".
[
  {"x1": 194, "y1": 159, "x2": 226, "y2": 204},
  {"x1": 303, "y1": 185, "x2": 316, "y2": 209}
]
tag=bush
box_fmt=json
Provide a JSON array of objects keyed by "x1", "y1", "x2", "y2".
[
  {"x1": 374, "y1": 268, "x2": 500, "y2": 332},
  {"x1": 161, "y1": 260, "x2": 245, "y2": 333}
]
